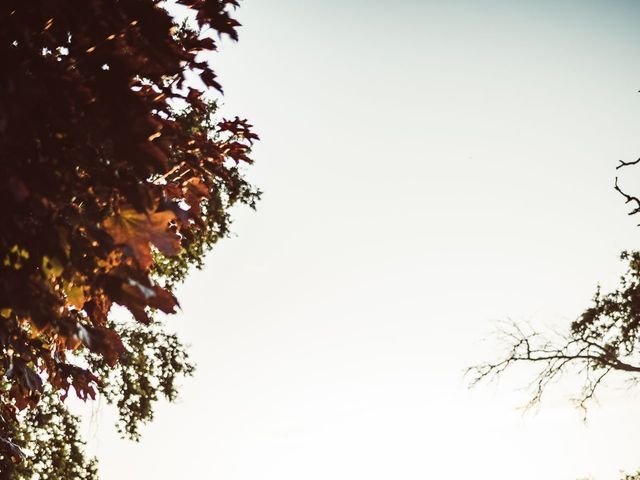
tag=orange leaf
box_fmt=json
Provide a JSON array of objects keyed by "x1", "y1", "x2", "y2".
[{"x1": 103, "y1": 208, "x2": 181, "y2": 270}]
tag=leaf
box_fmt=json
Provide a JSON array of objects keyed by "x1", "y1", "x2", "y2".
[
  {"x1": 53, "y1": 364, "x2": 101, "y2": 402},
  {"x1": 77, "y1": 324, "x2": 124, "y2": 367},
  {"x1": 183, "y1": 177, "x2": 210, "y2": 216},
  {"x1": 83, "y1": 294, "x2": 112, "y2": 326},
  {"x1": 64, "y1": 279, "x2": 87, "y2": 309},
  {"x1": 103, "y1": 208, "x2": 181, "y2": 270},
  {"x1": 103, "y1": 269, "x2": 179, "y2": 324},
  {"x1": 6, "y1": 358, "x2": 43, "y2": 394},
  {"x1": 6, "y1": 357, "x2": 43, "y2": 410},
  {"x1": 121, "y1": 278, "x2": 179, "y2": 316}
]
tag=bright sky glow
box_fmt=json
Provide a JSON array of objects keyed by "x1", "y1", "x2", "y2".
[{"x1": 87, "y1": 1, "x2": 640, "y2": 479}]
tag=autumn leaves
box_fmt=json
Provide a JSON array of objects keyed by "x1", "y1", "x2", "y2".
[{"x1": 0, "y1": 0, "x2": 258, "y2": 464}]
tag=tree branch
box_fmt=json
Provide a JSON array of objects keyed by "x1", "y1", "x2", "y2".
[
  {"x1": 467, "y1": 318, "x2": 640, "y2": 412},
  {"x1": 614, "y1": 177, "x2": 640, "y2": 218},
  {"x1": 616, "y1": 158, "x2": 640, "y2": 170}
]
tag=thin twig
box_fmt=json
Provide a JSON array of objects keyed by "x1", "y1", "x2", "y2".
[
  {"x1": 617, "y1": 158, "x2": 640, "y2": 170},
  {"x1": 615, "y1": 177, "x2": 640, "y2": 217}
]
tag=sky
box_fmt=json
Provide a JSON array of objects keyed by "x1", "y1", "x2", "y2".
[{"x1": 85, "y1": 1, "x2": 640, "y2": 479}]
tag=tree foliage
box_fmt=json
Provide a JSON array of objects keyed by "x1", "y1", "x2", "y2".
[
  {"x1": 1, "y1": 390, "x2": 98, "y2": 479},
  {"x1": 0, "y1": 0, "x2": 259, "y2": 476}
]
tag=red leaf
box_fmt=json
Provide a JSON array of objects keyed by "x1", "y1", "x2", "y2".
[{"x1": 103, "y1": 208, "x2": 181, "y2": 270}]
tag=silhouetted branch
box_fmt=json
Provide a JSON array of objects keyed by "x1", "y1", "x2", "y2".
[
  {"x1": 617, "y1": 157, "x2": 640, "y2": 170},
  {"x1": 469, "y1": 249, "x2": 640, "y2": 413},
  {"x1": 615, "y1": 177, "x2": 640, "y2": 217}
]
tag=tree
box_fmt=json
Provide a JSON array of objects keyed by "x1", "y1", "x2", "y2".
[
  {"x1": 469, "y1": 159, "x2": 640, "y2": 480},
  {"x1": 470, "y1": 250, "x2": 640, "y2": 409},
  {"x1": 0, "y1": 0, "x2": 259, "y2": 476},
  {"x1": 469, "y1": 159, "x2": 640, "y2": 410}
]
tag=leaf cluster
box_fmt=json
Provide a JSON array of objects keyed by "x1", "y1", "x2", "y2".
[{"x1": 0, "y1": 0, "x2": 259, "y2": 476}]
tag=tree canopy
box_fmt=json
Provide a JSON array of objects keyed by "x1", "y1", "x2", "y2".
[{"x1": 0, "y1": 0, "x2": 259, "y2": 476}]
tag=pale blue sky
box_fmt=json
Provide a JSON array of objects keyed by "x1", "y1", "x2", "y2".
[{"x1": 86, "y1": 1, "x2": 640, "y2": 479}]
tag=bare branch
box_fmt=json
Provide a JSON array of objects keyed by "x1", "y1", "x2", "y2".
[
  {"x1": 469, "y1": 252, "x2": 640, "y2": 416},
  {"x1": 615, "y1": 177, "x2": 640, "y2": 217},
  {"x1": 575, "y1": 366, "x2": 611, "y2": 419},
  {"x1": 616, "y1": 157, "x2": 640, "y2": 170},
  {"x1": 468, "y1": 319, "x2": 640, "y2": 411}
]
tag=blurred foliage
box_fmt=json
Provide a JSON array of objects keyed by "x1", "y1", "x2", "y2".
[
  {"x1": 1, "y1": 390, "x2": 98, "y2": 479},
  {"x1": 87, "y1": 319, "x2": 196, "y2": 441}
]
